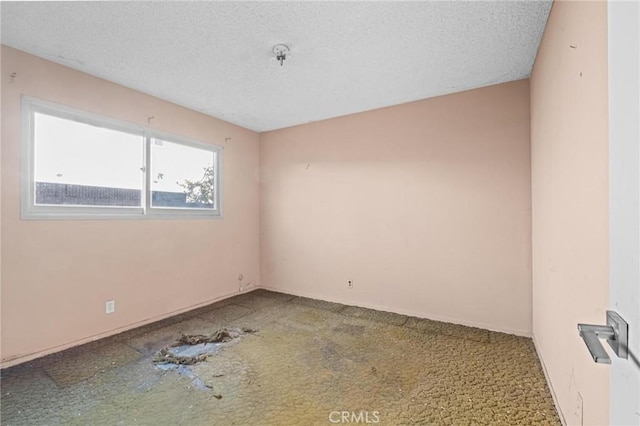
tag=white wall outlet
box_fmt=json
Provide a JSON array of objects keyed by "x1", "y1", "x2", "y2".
[
  {"x1": 105, "y1": 300, "x2": 115, "y2": 314},
  {"x1": 347, "y1": 280, "x2": 353, "y2": 289}
]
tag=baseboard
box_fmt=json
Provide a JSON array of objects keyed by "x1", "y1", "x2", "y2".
[
  {"x1": 4, "y1": 284, "x2": 531, "y2": 368},
  {"x1": 259, "y1": 285, "x2": 531, "y2": 337},
  {"x1": 532, "y1": 334, "x2": 567, "y2": 426},
  {"x1": 0, "y1": 287, "x2": 257, "y2": 369}
]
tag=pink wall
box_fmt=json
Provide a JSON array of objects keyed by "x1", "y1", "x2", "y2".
[
  {"x1": 260, "y1": 80, "x2": 532, "y2": 335},
  {"x1": 530, "y1": 1, "x2": 609, "y2": 425},
  {"x1": 0, "y1": 46, "x2": 261, "y2": 366}
]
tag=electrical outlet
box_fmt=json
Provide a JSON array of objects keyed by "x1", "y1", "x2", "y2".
[
  {"x1": 105, "y1": 300, "x2": 115, "y2": 314},
  {"x1": 347, "y1": 280, "x2": 353, "y2": 289}
]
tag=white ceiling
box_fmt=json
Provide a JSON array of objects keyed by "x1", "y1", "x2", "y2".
[{"x1": 1, "y1": 1, "x2": 551, "y2": 132}]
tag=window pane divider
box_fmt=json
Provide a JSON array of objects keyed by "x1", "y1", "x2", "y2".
[{"x1": 143, "y1": 135, "x2": 151, "y2": 215}]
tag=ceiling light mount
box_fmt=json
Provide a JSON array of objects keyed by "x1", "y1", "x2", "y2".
[{"x1": 272, "y1": 44, "x2": 290, "y2": 66}]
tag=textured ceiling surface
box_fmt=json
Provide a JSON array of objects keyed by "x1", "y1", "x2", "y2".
[{"x1": 1, "y1": 1, "x2": 551, "y2": 132}]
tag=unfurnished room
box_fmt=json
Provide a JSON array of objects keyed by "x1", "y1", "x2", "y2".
[{"x1": 0, "y1": 1, "x2": 639, "y2": 425}]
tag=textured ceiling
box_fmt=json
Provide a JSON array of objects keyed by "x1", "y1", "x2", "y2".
[{"x1": 1, "y1": 1, "x2": 551, "y2": 132}]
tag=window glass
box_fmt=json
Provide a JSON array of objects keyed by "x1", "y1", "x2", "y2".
[
  {"x1": 34, "y1": 113, "x2": 144, "y2": 207},
  {"x1": 150, "y1": 138, "x2": 216, "y2": 210}
]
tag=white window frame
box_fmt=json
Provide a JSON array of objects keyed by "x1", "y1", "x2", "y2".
[{"x1": 21, "y1": 96, "x2": 223, "y2": 220}]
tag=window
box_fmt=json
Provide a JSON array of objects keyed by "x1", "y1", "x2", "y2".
[
  {"x1": 33, "y1": 112, "x2": 145, "y2": 209},
  {"x1": 150, "y1": 138, "x2": 217, "y2": 210},
  {"x1": 22, "y1": 96, "x2": 222, "y2": 219}
]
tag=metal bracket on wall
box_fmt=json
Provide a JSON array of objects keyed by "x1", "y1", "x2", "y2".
[{"x1": 577, "y1": 310, "x2": 628, "y2": 364}]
